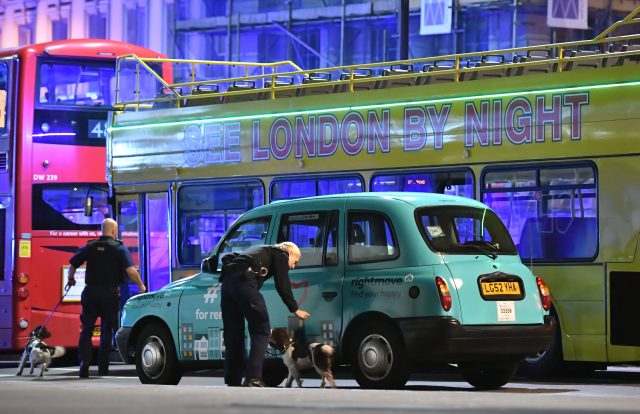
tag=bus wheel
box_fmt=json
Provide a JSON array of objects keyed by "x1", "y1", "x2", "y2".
[
  {"x1": 350, "y1": 322, "x2": 409, "y2": 389},
  {"x1": 135, "y1": 323, "x2": 183, "y2": 385},
  {"x1": 262, "y1": 358, "x2": 288, "y2": 387},
  {"x1": 518, "y1": 310, "x2": 563, "y2": 379},
  {"x1": 459, "y1": 362, "x2": 518, "y2": 390}
]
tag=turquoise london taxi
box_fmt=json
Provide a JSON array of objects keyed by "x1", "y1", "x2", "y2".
[{"x1": 116, "y1": 192, "x2": 554, "y2": 389}]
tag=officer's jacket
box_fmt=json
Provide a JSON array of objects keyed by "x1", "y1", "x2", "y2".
[
  {"x1": 69, "y1": 236, "x2": 132, "y2": 288},
  {"x1": 221, "y1": 245, "x2": 298, "y2": 313}
]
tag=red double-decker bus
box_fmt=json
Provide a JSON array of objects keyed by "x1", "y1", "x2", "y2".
[{"x1": 0, "y1": 39, "x2": 165, "y2": 351}]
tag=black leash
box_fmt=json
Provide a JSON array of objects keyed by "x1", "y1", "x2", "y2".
[{"x1": 41, "y1": 283, "x2": 72, "y2": 328}]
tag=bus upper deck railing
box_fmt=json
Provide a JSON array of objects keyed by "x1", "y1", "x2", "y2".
[{"x1": 114, "y1": 7, "x2": 640, "y2": 112}]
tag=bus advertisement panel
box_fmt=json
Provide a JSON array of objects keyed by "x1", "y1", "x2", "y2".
[
  {"x1": 108, "y1": 9, "x2": 640, "y2": 377},
  {"x1": 112, "y1": 83, "x2": 627, "y2": 176}
]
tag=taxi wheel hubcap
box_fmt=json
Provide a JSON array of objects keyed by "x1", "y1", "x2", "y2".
[
  {"x1": 141, "y1": 335, "x2": 166, "y2": 379},
  {"x1": 358, "y1": 334, "x2": 393, "y2": 381}
]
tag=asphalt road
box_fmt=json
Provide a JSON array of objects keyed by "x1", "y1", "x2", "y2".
[{"x1": 1, "y1": 356, "x2": 639, "y2": 414}]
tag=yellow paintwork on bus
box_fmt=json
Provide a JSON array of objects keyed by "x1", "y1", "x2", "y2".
[{"x1": 111, "y1": 65, "x2": 638, "y2": 178}]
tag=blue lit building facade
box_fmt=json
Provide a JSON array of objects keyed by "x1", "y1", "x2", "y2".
[
  {"x1": 0, "y1": 0, "x2": 637, "y2": 75},
  {"x1": 173, "y1": 0, "x2": 638, "y2": 69}
]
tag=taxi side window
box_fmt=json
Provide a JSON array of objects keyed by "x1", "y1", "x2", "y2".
[
  {"x1": 348, "y1": 212, "x2": 398, "y2": 263},
  {"x1": 217, "y1": 216, "x2": 271, "y2": 269},
  {"x1": 278, "y1": 210, "x2": 339, "y2": 268}
]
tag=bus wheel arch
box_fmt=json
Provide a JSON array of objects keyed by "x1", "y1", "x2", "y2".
[{"x1": 518, "y1": 306, "x2": 564, "y2": 379}]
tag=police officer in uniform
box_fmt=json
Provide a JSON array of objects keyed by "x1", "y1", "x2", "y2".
[
  {"x1": 220, "y1": 241, "x2": 310, "y2": 387},
  {"x1": 66, "y1": 218, "x2": 146, "y2": 378}
]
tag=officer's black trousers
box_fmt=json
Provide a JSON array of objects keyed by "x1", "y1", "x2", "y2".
[
  {"x1": 78, "y1": 286, "x2": 119, "y2": 372},
  {"x1": 221, "y1": 271, "x2": 270, "y2": 386}
]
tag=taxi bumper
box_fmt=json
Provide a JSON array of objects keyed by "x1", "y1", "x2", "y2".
[
  {"x1": 115, "y1": 327, "x2": 133, "y2": 363},
  {"x1": 397, "y1": 315, "x2": 555, "y2": 362}
]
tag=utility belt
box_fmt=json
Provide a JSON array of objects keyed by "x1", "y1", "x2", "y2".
[
  {"x1": 244, "y1": 267, "x2": 260, "y2": 281},
  {"x1": 247, "y1": 266, "x2": 269, "y2": 278},
  {"x1": 221, "y1": 263, "x2": 267, "y2": 283},
  {"x1": 85, "y1": 284, "x2": 121, "y2": 297}
]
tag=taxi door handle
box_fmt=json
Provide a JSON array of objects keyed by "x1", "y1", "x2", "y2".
[{"x1": 322, "y1": 291, "x2": 338, "y2": 299}]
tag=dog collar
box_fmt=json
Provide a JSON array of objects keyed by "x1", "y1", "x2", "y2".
[{"x1": 277, "y1": 343, "x2": 289, "y2": 353}]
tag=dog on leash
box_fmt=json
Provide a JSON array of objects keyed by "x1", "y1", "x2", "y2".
[
  {"x1": 269, "y1": 327, "x2": 337, "y2": 388},
  {"x1": 16, "y1": 325, "x2": 65, "y2": 377}
]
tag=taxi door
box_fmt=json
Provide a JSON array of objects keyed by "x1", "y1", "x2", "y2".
[
  {"x1": 262, "y1": 207, "x2": 344, "y2": 347},
  {"x1": 177, "y1": 272, "x2": 224, "y2": 362}
]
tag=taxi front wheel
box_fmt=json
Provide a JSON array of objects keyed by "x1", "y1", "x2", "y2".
[
  {"x1": 262, "y1": 358, "x2": 288, "y2": 387},
  {"x1": 350, "y1": 321, "x2": 410, "y2": 389},
  {"x1": 135, "y1": 322, "x2": 183, "y2": 385}
]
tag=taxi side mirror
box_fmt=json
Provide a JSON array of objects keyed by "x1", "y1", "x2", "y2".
[{"x1": 201, "y1": 255, "x2": 218, "y2": 273}]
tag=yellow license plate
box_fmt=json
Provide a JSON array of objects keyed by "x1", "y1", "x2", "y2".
[
  {"x1": 481, "y1": 281, "x2": 521, "y2": 296},
  {"x1": 93, "y1": 327, "x2": 101, "y2": 336}
]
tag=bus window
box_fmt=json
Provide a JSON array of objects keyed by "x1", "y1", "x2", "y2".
[
  {"x1": 146, "y1": 193, "x2": 170, "y2": 292},
  {"x1": 270, "y1": 176, "x2": 363, "y2": 201},
  {"x1": 0, "y1": 62, "x2": 7, "y2": 133},
  {"x1": 32, "y1": 184, "x2": 112, "y2": 230},
  {"x1": 0, "y1": 208, "x2": 5, "y2": 281},
  {"x1": 38, "y1": 61, "x2": 116, "y2": 107},
  {"x1": 177, "y1": 180, "x2": 264, "y2": 266},
  {"x1": 117, "y1": 61, "x2": 165, "y2": 104},
  {"x1": 37, "y1": 59, "x2": 162, "y2": 108},
  {"x1": 482, "y1": 164, "x2": 597, "y2": 261},
  {"x1": 371, "y1": 169, "x2": 474, "y2": 199},
  {"x1": 118, "y1": 200, "x2": 139, "y2": 237}
]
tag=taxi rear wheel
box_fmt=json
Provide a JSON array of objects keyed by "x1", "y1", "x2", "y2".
[
  {"x1": 350, "y1": 321, "x2": 410, "y2": 389},
  {"x1": 459, "y1": 362, "x2": 518, "y2": 390},
  {"x1": 135, "y1": 322, "x2": 183, "y2": 385}
]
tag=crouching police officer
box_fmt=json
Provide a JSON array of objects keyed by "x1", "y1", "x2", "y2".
[
  {"x1": 220, "y1": 241, "x2": 310, "y2": 387},
  {"x1": 66, "y1": 218, "x2": 146, "y2": 378}
]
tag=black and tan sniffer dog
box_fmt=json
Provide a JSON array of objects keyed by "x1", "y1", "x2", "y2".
[
  {"x1": 16, "y1": 325, "x2": 65, "y2": 377},
  {"x1": 269, "y1": 327, "x2": 337, "y2": 388}
]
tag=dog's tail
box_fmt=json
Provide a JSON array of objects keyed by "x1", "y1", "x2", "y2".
[
  {"x1": 319, "y1": 344, "x2": 334, "y2": 355},
  {"x1": 51, "y1": 346, "x2": 65, "y2": 359}
]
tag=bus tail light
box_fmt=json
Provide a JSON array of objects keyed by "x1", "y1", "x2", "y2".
[
  {"x1": 17, "y1": 273, "x2": 29, "y2": 284},
  {"x1": 435, "y1": 276, "x2": 452, "y2": 311},
  {"x1": 17, "y1": 287, "x2": 29, "y2": 299},
  {"x1": 536, "y1": 277, "x2": 551, "y2": 311}
]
